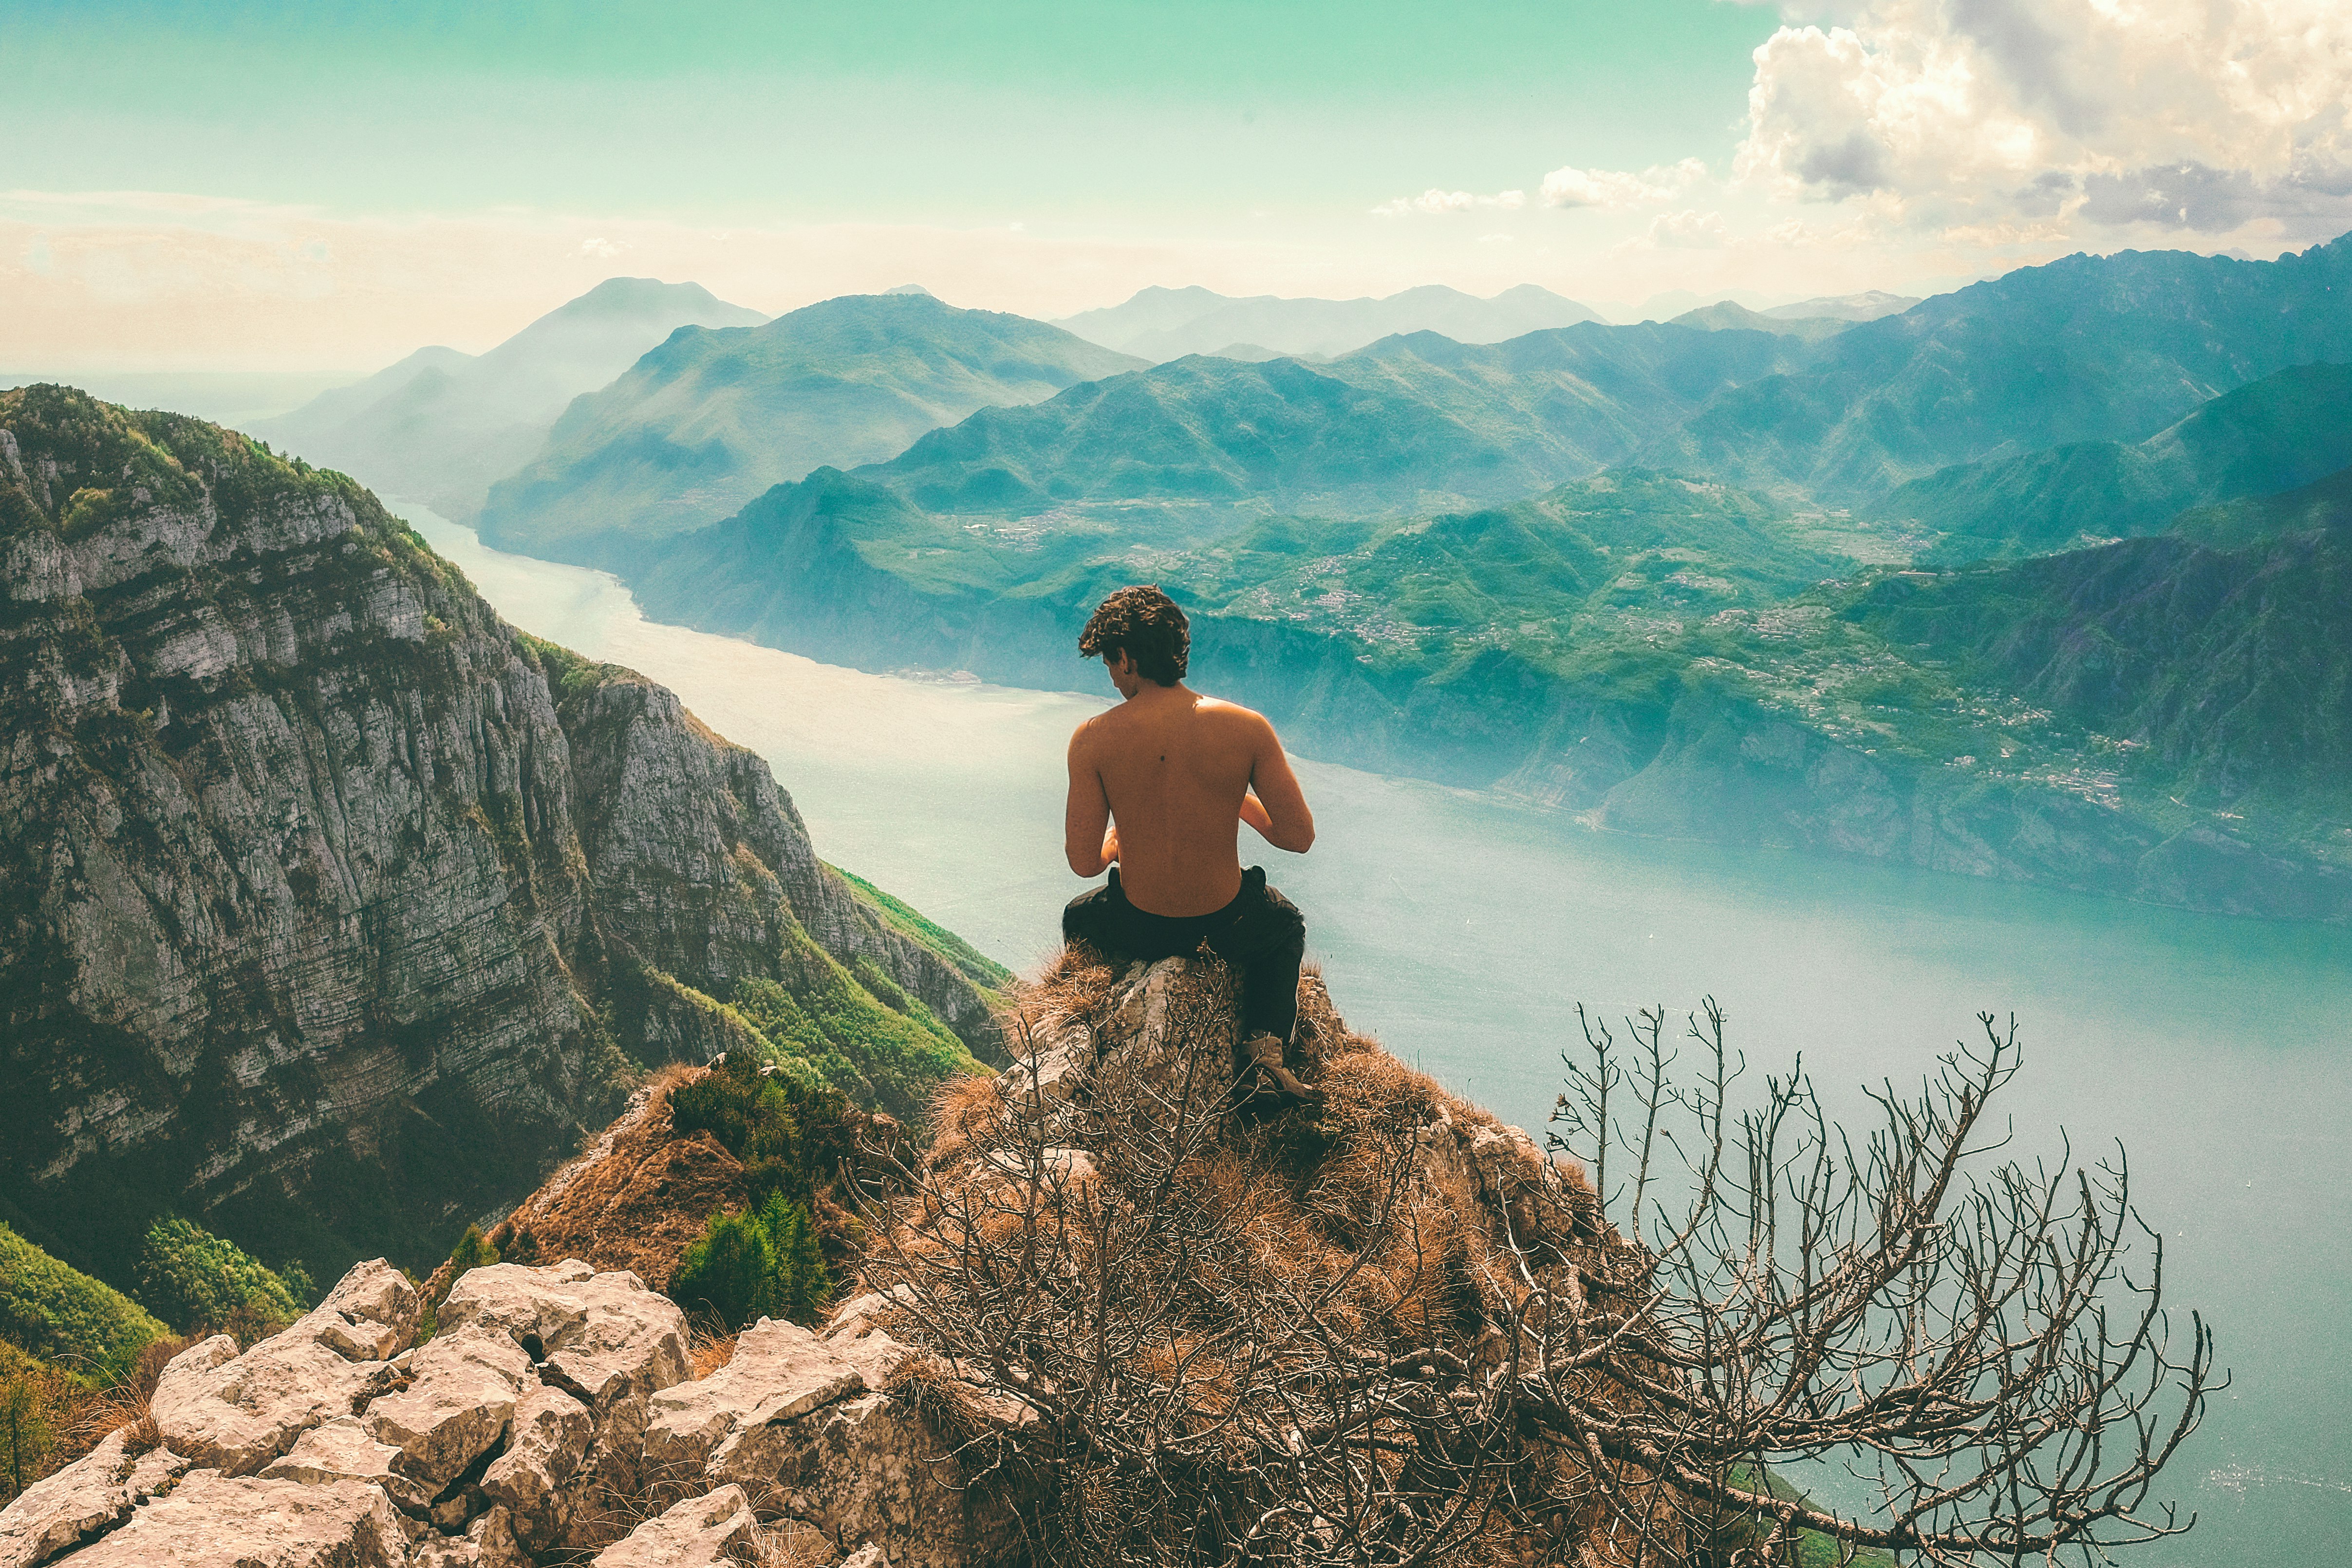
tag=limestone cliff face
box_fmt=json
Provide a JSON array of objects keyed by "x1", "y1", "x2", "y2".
[{"x1": 0, "y1": 386, "x2": 999, "y2": 1288}]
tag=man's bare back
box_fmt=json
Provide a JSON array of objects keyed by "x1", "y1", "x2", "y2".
[{"x1": 1064, "y1": 655, "x2": 1314, "y2": 918}]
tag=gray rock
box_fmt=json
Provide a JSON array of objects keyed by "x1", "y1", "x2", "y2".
[
  {"x1": 478, "y1": 1385, "x2": 592, "y2": 1549},
  {"x1": 436, "y1": 1263, "x2": 688, "y2": 1415},
  {"x1": 59, "y1": 1471, "x2": 403, "y2": 1567},
  {"x1": 365, "y1": 1332, "x2": 534, "y2": 1491},
  {"x1": 589, "y1": 1485, "x2": 758, "y2": 1567},
  {"x1": 411, "y1": 1503, "x2": 529, "y2": 1568},
  {"x1": 0, "y1": 1428, "x2": 187, "y2": 1568},
  {"x1": 999, "y1": 1011, "x2": 1091, "y2": 1107},
  {"x1": 260, "y1": 1417, "x2": 428, "y2": 1512},
  {"x1": 643, "y1": 1318, "x2": 864, "y2": 1477},
  {"x1": 434, "y1": 1262, "x2": 689, "y2": 1505}
]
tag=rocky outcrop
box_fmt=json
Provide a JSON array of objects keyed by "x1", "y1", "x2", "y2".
[
  {"x1": 0, "y1": 386, "x2": 1001, "y2": 1287},
  {"x1": 153, "y1": 1261, "x2": 421, "y2": 1477},
  {"x1": 0, "y1": 1251, "x2": 968, "y2": 1567},
  {"x1": 0, "y1": 1430, "x2": 187, "y2": 1568}
]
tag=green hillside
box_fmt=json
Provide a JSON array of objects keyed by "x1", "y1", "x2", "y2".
[
  {"x1": 0, "y1": 1225, "x2": 167, "y2": 1381},
  {"x1": 2172, "y1": 462, "x2": 2352, "y2": 549},
  {"x1": 1851, "y1": 519, "x2": 2352, "y2": 809},
  {"x1": 476, "y1": 293, "x2": 1143, "y2": 553},
  {"x1": 1875, "y1": 362, "x2": 2352, "y2": 560}
]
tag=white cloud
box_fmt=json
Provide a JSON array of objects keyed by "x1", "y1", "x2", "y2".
[
  {"x1": 1372, "y1": 187, "x2": 1528, "y2": 217},
  {"x1": 1735, "y1": 1, "x2": 2352, "y2": 237},
  {"x1": 1643, "y1": 210, "x2": 1731, "y2": 248},
  {"x1": 578, "y1": 236, "x2": 625, "y2": 259},
  {"x1": 1538, "y1": 158, "x2": 1707, "y2": 209}
]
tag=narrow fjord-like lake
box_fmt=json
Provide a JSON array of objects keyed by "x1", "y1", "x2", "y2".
[{"x1": 411, "y1": 507, "x2": 2352, "y2": 1567}]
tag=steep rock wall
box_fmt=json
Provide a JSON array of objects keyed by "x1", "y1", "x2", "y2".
[{"x1": 0, "y1": 387, "x2": 999, "y2": 1289}]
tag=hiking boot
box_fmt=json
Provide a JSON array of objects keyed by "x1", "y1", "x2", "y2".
[{"x1": 1237, "y1": 1030, "x2": 1325, "y2": 1111}]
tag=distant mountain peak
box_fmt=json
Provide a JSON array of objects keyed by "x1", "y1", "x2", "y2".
[
  {"x1": 1053, "y1": 281, "x2": 1605, "y2": 361},
  {"x1": 885, "y1": 283, "x2": 937, "y2": 297},
  {"x1": 558, "y1": 276, "x2": 742, "y2": 317}
]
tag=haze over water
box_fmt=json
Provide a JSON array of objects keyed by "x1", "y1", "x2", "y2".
[{"x1": 411, "y1": 506, "x2": 2352, "y2": 1566}]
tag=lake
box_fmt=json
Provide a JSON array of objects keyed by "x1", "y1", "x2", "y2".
[{"x1": 409, "y1": 506, "x2": 2352, "y2": 1566}]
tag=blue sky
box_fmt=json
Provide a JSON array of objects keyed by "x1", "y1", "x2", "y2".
[{"x1": 6, "y1": 0, "x2": 2349, "y2": 370}]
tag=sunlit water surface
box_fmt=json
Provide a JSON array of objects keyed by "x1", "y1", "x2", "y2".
[{"x1": 410, "y1": 506, "x2": 2352, "y2": 1565}]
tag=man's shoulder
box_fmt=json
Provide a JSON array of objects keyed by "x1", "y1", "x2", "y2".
[
  {"x1": 1190, "y1": 691, "x2": 1265, "y2": 722},
  {"x1": 1193, "y1": 692, "x2": 1277, "y2": 738}
]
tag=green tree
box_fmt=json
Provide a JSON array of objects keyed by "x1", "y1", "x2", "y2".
[
  {"x1": 670, "y1": 1211, "x2": 779, "y2": 1329},
  {"x1": 1, "y1": 1370, "x2": 49, "y2": 1500}
]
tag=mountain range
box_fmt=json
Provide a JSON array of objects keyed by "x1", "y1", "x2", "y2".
[
  {"x1": 1874, "y1": 361, "x2": 2352, "y2": 560},
  {"x1": 253, "y1": 277, "x2": 765, "y2": 521},
  {"x1": 474, "y1": 293, "x2": 1142, "y2": 552},
  {"x1": 1052, "y1": 282, "x2": 1605, "y2": 360},
  {"x1": 546, "y1": 235, "x2": 2352, "y2": 918},
  {"x1": 1650, "y1": 239, "x2": 2352, "y2": 501}
]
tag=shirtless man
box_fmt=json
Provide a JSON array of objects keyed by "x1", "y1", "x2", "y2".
[{"x1": 1062, "y1": 585, "x2": 1323, "y2": 1105}]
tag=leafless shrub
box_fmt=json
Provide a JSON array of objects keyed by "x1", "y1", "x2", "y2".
[{"x1": 1525, "y1": 1001, "x2": 2215, "y2": 1566}]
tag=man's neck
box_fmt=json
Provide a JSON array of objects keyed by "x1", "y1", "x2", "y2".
[{"x1": 1120, "y1": 678, "x2": 1193, "y2": 705}]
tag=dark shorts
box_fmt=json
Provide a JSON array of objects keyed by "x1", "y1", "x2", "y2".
[{"x1": 1062, "y1": 866, "x2": 1307, "y2": 1046}]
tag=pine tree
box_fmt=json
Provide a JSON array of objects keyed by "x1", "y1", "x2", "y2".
[
  {"x1": 671, "y1": 1211, "x2": 779, "y2": 1328},
  {"x1": 772, "y1": 1199, "x2": 829, "y2": 1325}
]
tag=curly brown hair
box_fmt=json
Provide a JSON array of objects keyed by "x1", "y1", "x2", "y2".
[{"x1": 1077, "y1": 585, "x2": 1190, "y2": 686}]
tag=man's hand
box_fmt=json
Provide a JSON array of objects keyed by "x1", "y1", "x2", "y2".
[{"x1": 1101, "y1": 825, "x2": 1120, "y2": 864}]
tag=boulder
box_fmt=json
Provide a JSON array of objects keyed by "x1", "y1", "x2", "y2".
[
  {"x1": 437, "y1": 1263, "x2": 689, "y2": 1409},
  {"x1": 152, "y1": 1261, "x2": 420, "y2": 1476},
  {"x1": 643, "y1": 1318, "x2": 864, "y2": 1477},
  {"x1": 709, "y1": 1389, "x2": 1012, "y2": 1568},
  {"x1": 0, "y1": 1429, "x2": 188, "y2": 1568},
  {"x1": 478, "y1": 1385, "x2": 593, "y2": 1549},
  {"x1": 364, "y1": 1332, "x2": 534, "y2": 1492},
  {"x1": 57, "y1": 1471, "x2": 403, "y2": 1567},
  {"x1": 260, "y1": 1417, "x2": 428, "y2": 1512},
  {"x1": 589, "y1": 1485, "x2": 757, "y2": 1567},
  {"x1": 1090, "y1": 958, "x2": 1239, "y2": 1110}
]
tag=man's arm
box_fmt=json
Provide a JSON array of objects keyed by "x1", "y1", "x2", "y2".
[
  {"x1": 1243, "y1": 716, "x2": 1315, "y2": 853},
  {"x1": 1064, "y1": 723, "x2": 1116, "y2": 877}
]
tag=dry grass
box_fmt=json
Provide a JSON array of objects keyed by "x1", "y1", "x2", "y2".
[
  {"x1": 687, "y1": 1320, "x2": 738, "y2": 1380},
  {"x1": 746, "y1": 1516, "x2": 837, "y2": 1567},
  {"x1": 853, "y1": 950, "x2": 1645, "y2": 1564}
]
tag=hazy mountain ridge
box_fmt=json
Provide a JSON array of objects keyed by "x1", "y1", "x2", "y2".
[
  {"x1": 1876, "y1": 361, "x2": 2352, "y2": 560},
  {"x1": 716, "y1": 320, "x2": 1818, "y2": 535},
  {"x1": 255, "y1": 278, "x2": 765, "y2": 522},
  {"x1": 0, "y1": 385, "x2": 1001, "y2": 1296},
  {"x1": 475, "y1": 292, "x2": 1143, "y2": 555},
  {"x1": 1647, "y1": 235, "x2": 2352, "y2": 502},
  {"x1": 1055, "y1": 281, "x2": 1605, "y2": 360}
]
